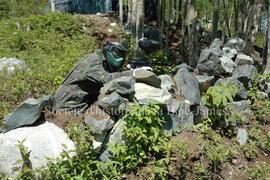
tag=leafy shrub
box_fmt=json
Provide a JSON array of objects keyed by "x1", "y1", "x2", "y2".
[
  {"x1": 0, "y1": 13, "x2": 96, "y2": 124},
  {"x1": 108, "y1": 104, "x2": 169, "y2": 174},
  {"x1": 0, "y1": 0, "x2": 47, "y2": 20},
  {"x1": 202, "y1": 83, "x2": 238, "y2": 127}
]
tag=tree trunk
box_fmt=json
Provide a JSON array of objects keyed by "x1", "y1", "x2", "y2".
[
  {"x1": 177, "y1": 0, "x2": 183, "y2": 26},
  {"x1": 212, "y1": 0, "x2": 220, "y2": 40},
  {"x1": 119, "y1": 0, "x2": 123, "y2": 26},
  {"x1": 127, "y1": 0, "x2": 132, "y2": 25},
  {"x1": 234, "y1": 0, "x2": 239, "y2": 36},
  {"x1": 136, "y1": 0, "x2": 144, "y2": 40},
  {"x1": 264, "y1": 0, "x2": 270, "y2": 74},
  {"x1": 131, "y1": 0, "x2": 137, "y2": 37},
  {"x1": 51, "y1": 0, "x2": 56, "y2": 13},
  {"x1": 251, "y1": 2, "x2": 263, "y2": 43}
]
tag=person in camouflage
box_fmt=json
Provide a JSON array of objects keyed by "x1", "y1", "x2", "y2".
[{"x1": 54, "y1": 42, "x2": 132, "y2": 113}]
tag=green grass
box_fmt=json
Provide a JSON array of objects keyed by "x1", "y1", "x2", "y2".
[{"x1": 0, "y1": 12, "x2": 97, "y2": 125}]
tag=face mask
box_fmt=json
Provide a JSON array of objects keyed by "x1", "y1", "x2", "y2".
[{"x1": 105, "y1": 51, "x2": 124, "y2": 68}]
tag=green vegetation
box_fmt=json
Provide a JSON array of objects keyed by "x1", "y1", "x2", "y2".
[
  {"x1": 0, "y1": 12, "x2": 97, "y2": 125},
  {"x1": 202, "y1": 82, "x2": 238, "y2": 128}
]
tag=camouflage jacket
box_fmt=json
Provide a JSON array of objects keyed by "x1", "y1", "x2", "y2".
[{"x1": 54, "y1": 50, "x2": 132, "y2": 113}]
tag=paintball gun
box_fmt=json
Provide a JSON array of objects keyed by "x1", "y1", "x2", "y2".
[{"x1": 127, "y1": 39, "x2": 172, "y2": 70}]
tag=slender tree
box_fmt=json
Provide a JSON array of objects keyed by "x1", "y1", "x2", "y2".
[
  {"x1": 51, "y1": 0, "x2": 56, "y2": 13},
  {"x1": 264, "y1": 0, "x2": 270, "y2": 73},
  {"x1": 119, "y1": 0, "x2": 123, "y2": 26},
  {"x1": 212, "y1": 0, "x2": 220, "y2": 40}
]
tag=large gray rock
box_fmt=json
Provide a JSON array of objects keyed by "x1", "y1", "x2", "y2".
[
  {"x1": 220, "y1": 56, "x2": 236, "y2": 74},
  {"x1": 162, "y1": 101, "x2": 194, "y2": 134},
  {"x1": 210, "y1": 38, "x2": 223, "y2": 49},
  {"x1": 0, "y1": 122, "x2": 75, "y2": 178},
  {"x1": 172, "y1": 63, "x2": 194, "y2": 75},
  {"x1": 99, "y1": 119, "x2": 126, "y2": 161},
  {"x1": 210, "y1": 38, "x2": 223, "y2": 55},
  {"x1": 215, "y1": 77, "x2": 248, "y2": 100},
  {"x1": 228, "y1": 100, "x2": 253, "y2": 123},
  {"x1": 98, "y1": 92, "x2": 128, "y2": 114},
  {"x1": 232, "y1": 65, "x2": 258, "y2": 87},
  {"x1": 225, "y1": 38, "x2": 246, "y2": 52},
  {"x1": 0, "y1": 58, "x2": 27, "y2": 72},
  {"x1": 135, "y1": 69, "x2": 161, "y2": 88},
  {"x1": 84, "y1": 106, "x2": 114, "y2": 149},
  {"x1": 175, "y1": 69, "x2": 201, "y2": 104},
  {"x1": 3, "y1": 95, "x2": 55, "y2": 132},
  {"x1": 235, "y1": 53, "x2": 254, "y2": 66},
  {"x1": 195, "y1": 75, "x2": 215, "y2": 92},
  {"x1": 100, "y1": 76, "x2": 135, "y2": 97},
  {"x1": 166, "y1": 99, "x2": 181, "y2": 114},
  {"x1": 222, "y1": 47, "x2": 237, "y2": 59},
  {"x1": 196, "y1": 48, "x2": 222, "y2": 76},
  {"x1": 134, "y1": 83, "x2": 172, "y2": 104},
  {"x1": 159, "y1": 74, "x2": 175, "y2": 92}
]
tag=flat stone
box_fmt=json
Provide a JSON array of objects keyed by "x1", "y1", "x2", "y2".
[
  {"x1": 172, "y1": 63, "x2": 194, "y2": 74},
  {"x1": 135, "y1": 69, "x2": 161, "y2": 88},
  {"x1": 134, "y1": 83, "x2": 172, "y2": 104},
  {"x1": 235, "y1": 53, "x2": 254, "y2": 66}
]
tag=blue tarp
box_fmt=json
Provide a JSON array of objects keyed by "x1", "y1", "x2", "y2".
[
  {"x1": 48, "y1": 0, "x2": 112, "y2": 14},
  {"x1": 261, "y1": 13, "x2": 267, "y2": 33}
]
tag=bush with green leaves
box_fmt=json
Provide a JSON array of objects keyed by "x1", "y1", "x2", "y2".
[
  {"x1": 202, "y1": 82, "x2": 238, "y2": 128},
  {"x1": 249, "y1": 74, "x2": 270, "y2": 124},
  {"x1": 107, "y1": 103, "x2": 170, "y2": 175}
]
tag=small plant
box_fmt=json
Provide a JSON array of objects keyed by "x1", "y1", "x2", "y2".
[
  {"x1": 14, "y1": 139, "x2": 36, "y2": 180},
  {"x1": 194, "y1": 162, "x2": 209, "y2": 180},
  {"x1": 108, "y1": 103, "x2": 169, "y2": 174},
  {"x1": 242, "y1": 141, "x2": 258, "y2": 161},
  {"x1": 202, "y1": 83, "x2": 238, "y2": 128},
  {"x1": 245, "y1": 162, "x2": 270, "y2": 179}
]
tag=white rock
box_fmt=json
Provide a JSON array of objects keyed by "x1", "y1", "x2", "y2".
[
  {"x1": 0, "y1": 122, "x2": 75, "y2": 178},
  {"x1": 110, "y1": 23, "x2": 117, "y2": 27},
  {"x1": 107, "y1": 29, "x2": 113, "y2": 33},
  {"x1": 220, "y1": 56, "x2": 236, "y2": 74},
  {"x1": 0, "y1": 58, "x2": 26, "y2": 72},
  {"x1": 134, "y1": 83, "x2": 172, "y2": 104},
  {"x1": 222, "y1": 47, "x2": 237, "y2": 59},
  {"x1": 235, "y1": 53, "x2": 254, "y2": 66}
]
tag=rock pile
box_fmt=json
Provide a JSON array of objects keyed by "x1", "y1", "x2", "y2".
[{"x1": 0, "y1": 37, "x2": 265, "y2": 177}]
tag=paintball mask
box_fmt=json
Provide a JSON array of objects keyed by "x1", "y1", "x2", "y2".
[{"x1": 104, "y1": 42, "x2": 128, "y2": 71}]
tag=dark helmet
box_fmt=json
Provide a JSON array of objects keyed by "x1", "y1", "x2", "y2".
[{"x1": 103, "y1": 42, "x2": 128, "y2": 70}]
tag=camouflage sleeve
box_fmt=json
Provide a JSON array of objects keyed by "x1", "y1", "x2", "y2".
[{"x1": 100, "y1": 70, "x2": 133, "y2": 84}]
